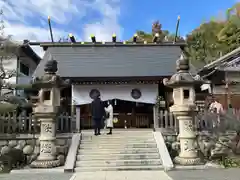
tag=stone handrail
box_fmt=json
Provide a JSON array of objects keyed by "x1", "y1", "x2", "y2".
[
  {"x1": 64, "y1": 133, "x2": 81, "y2": 172},
  {"x1": 153, "y1": 131, "x2": 174, "y2": 171}
]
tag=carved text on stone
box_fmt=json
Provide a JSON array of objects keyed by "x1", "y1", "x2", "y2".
[
  {"x1": 183, "y1": 140, "x2": 197, "y2": 152},
  {"x1": 43, "y1": 123, "x2": 52, "y2": 133},
  {"x1": 40, "y1": 143, "x2": 52, "y2": 153},
  {"x1": 183, "y1": 120, "x2": 193, "y2": 132}
]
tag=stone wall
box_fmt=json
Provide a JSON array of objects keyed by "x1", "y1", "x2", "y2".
[
  {"x1": 162, "y1": 131, "x2": 240, "y2": 163},
  {"x1": 0, "y1": 134, "x2": 72, "y2": 171}
]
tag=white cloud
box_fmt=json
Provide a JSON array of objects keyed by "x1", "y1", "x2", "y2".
[
  {"x1": 82, "y1": 0, "x2": 123, "y2": 41},
  {"x1": 0, "y1": 0, "x2": 122, "y2": 57},
  {"x1": 0, "y1": 0, "x2": 80, "y2": 24},
  {"x1": 4, "y1": 21, "x2": 73, "y2": 57},
  {"x1": 83, "y1": 19, "x2": 122, "y2": 41}
]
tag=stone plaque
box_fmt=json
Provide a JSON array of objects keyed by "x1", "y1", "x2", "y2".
[
  {"x1": 183, "y1": 140, "x2": 196, "y2": 152},
  {"x1": 42, "y1": 123, "x2": 52, "y2": 133},
  {"x1": 183, "y1": 120, "x2": 193, "y2": 132},
  {"x1": 40, "y1": 143, "x2": 52, "y2": 153}
]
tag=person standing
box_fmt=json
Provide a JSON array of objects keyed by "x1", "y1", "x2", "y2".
[
  {"x1": 105, "y1": 100, "x2": 114, "y2": 135},
  {"x1": 209, "y1": 97, "x2": 224, "y2": 128},
  {"x1": 91, "y1": 95, "x2": 105, "y2": 136}
]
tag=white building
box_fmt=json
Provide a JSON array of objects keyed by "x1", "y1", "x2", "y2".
[{"x1": 2, "y1": 43, "x2": 41, "y2": 96}]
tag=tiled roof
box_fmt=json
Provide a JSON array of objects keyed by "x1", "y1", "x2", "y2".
[{"x1": 33, "y1": 43, "x2": 189, "y2": 78}]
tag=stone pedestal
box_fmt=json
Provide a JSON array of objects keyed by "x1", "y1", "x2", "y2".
[
  {"x1": 171, "y1": 105, "x2": 202, "y2": 165},
  {"x1": 30, "y1": 106, "x2": 60, "y2": 168}
]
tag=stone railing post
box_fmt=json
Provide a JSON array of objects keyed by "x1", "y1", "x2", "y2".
[
  {"x1": 76, "y1": 106, "x2": 81, "y2": 133},
  {"x1": 153, "y1": 106, "x2": 159, "y2": 130}
]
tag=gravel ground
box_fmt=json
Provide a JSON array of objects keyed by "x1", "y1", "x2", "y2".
[
  {"x1": 0, "y1": 173, "x2": 73, "y2": 180},
  {"x1": 167, "y1": 168, "x2": 240, "y2": 180}
]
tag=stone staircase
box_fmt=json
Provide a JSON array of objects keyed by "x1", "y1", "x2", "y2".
[{"x1": 75, "y1": 130, "x2": 163, "y2": 172}]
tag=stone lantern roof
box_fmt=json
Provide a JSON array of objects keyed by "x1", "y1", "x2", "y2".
[
  {"x1": 163, "y1": 54, "x2": 204, "y2": 87},
  {"x1": 32, "y1": 55, "x2": 70, "y2": 89}
]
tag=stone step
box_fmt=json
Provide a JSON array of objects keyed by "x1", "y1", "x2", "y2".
[
  {"x1": 75, "y1": 159, "x2": 162, "y2": 167},
  {"x1": 81, "y1": 136, "x2": 154, "y2": 140},
  {"x1": 82, "y1": 134, "x2": 153, "y2": 137},
  {"x1": 74, "y1": 165, "x2": 163, "y2": 172},
  {"x1": 80, "y1": 139, "x2": 156, "y2": 144},
  {"x1": 81, "y1": 138, "x2": 155, "y2": 142},
  {"x1": 78, "y1": 148, "x2": 159, "y2": 154},
  {"x1": 82, "y1": 133, "x2": 153, "y2": 136},
  {"x1": 80, "y1": 143, "x2": 157, "y2": 149},
  {"x1": 81, "y1": 131, "x2": 153, "y2": 135},
  {"x1": 77, "y1": 153, "x2": 160, "y2": 161},
  {"x1": 82, "y1": 132, "x2": 153, "y2": 136}
]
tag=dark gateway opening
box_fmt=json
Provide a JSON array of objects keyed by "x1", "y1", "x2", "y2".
[{"x1": 79, "y1": 99, "x2": 154, "y2": 129}]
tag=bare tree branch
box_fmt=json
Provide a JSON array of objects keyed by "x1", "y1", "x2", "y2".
[{"x1": 3, "y1": 70, "x2": 17, "y2": 79}]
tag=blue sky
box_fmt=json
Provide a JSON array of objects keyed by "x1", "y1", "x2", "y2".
[
  {"x1": 120, "y1": 0, "x2": 238, "y2": 38},
  {"x1": 0, "y1": 0, "x2": 238, "y2": 56}
]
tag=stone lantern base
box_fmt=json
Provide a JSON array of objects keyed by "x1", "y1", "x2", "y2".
[
  {"x1": 30, "y1": 159, "x2": 60, "y2": 168},
  {"x1": 171, "y1": 105, "x2": 203, "y2": 166},
  {"x1": 174, "y1": 156, "x2": 202, "y2": 165}
]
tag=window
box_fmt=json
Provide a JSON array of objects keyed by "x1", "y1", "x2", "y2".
[
  {"x1": 19, "y1": 62, "x2": 29, "y2": 76},
  {"x1": 183, "y1": 89, "x2": 189, "y2": 99},
  {"x1": 43, "y1": 91, "x2": 51, "y2": 100}
]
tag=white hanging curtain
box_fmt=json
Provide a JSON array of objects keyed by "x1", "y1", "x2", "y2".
[
  {"x1": 201, "y1": 83, "x2": 211, "y2": 93},
  {"x1": 72, "y1": 84, "x2": 158, "y2": 105}
]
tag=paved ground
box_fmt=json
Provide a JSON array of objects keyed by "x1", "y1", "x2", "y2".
[
  {"x1": 0, "y1": 173, "x2": 74, "y2": 180},
  {"x1": 73, "y1": 171, "x2": 171, "y2": 180},
  {"x1": 167, "y1": 168, "x2": 240, "y2": 180},
  {"x1": 1, "y1": 169, "x2": 240, "y2": 180}
]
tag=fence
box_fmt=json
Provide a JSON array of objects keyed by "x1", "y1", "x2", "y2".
[
  {"x1": 1, "y1": 108, "x2": 240, "y2": 135},
  {"x1": 155, "y1": 108, "x2": 240, "y2": 134},
  {"x1": 0, "y1": 111, "x2": 74, "y2": 134}
]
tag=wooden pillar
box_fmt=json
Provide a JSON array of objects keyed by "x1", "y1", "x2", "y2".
[
  {"x1": 225, "y1": 72, "x2": 231, "y2": 109},
  {"x1": 71, "y1": 84, "x2": 80, "y2": 132},
  {"x1": 76, "y1": 106, "x2": 81, "y2": 132},
  {"x1": 131, "y1": 102, "x2": 136, "y2": 128},
  {"x1": 71, "y1": 104, "x2": 76, "y2": 132}
]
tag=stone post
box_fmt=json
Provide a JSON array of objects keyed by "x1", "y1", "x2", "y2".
[
  {"x1": 163, "y1": 55, "x2": 203, "y2": 165},
  {"x1": 153, "y1": 106, "x2": 159, "y2": 130},
  {"x1": 76, "y1": 106, "x2": 81, "y2": 133},
  {"x1": 30, "y1": 58, "x2": 69, "y2": 168}
]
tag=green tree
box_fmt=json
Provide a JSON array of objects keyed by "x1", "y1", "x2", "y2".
[
  {"x1": 217, "y1": 20, "x2": 240, "y2": 54},
  {"x1": 185, "y1": 2, "x2": 240, "y2": 66},
  {"x1": 185, "y1": 21, "x2": 225, "y2": 64},
  {"x1": 133, "y1": 20, "x2": 183, "y2": 43},
  {"x1": 217, "y1": 3, "x2": 240, "y2": 53}
]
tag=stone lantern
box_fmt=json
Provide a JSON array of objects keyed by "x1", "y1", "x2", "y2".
[
  {"x1": 30, "y1": 57, "x2": 69, "y2": 168},
  {"x1": 163, "y1": 54, "x2": 203, "y2": 165}
]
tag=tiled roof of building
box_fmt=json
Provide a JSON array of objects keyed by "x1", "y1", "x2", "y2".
[
  {"x1": 199, "y1": 46, "x2": 240, "y2": 75},
  {"x1": 33, "y1": 42, "x2": 194, "y2": 79},
  {"x1": 20, "y1": 44, "x2": 41, "y2": 65}
]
